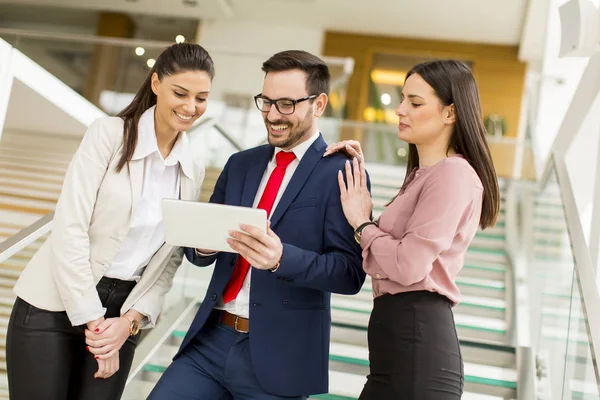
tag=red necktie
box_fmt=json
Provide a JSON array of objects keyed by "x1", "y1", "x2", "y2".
[{"x1": 222, "y1": 151, "x2": 297, "y2": 304}]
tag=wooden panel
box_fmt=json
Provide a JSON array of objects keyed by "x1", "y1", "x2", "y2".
[
  {"x1": 489, "y1": 142, "x2": 536, "y2": 181},
  {"x1": 322, "y1": 32, "x2": 526, "y2": 138}
]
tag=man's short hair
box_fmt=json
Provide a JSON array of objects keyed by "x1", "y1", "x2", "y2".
[{"x1": 262, "y1": 50, "x2": 331, "y2": 96}]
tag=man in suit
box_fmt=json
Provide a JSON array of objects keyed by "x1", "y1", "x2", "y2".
[{"x1": 148, "y1": 50, "x2": 366, "y2": 400}]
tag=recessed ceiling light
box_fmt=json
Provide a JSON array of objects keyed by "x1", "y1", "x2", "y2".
[
  {"x1": 380, "y1": 93, "x2": 391, "y2": 106},
  {"x1": 135, "y1": 47, "x2": 145, "y2": 56},
  {"x1": 147, "y1": 58, "x2": 156, "y2": 68},
  {"x1": 175, "y1": 35, "x2": 185, "y2": 44}
]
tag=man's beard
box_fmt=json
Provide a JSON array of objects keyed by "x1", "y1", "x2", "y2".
[{"x1": 266, "y1": 109, "x2": 313, "y2": 149}]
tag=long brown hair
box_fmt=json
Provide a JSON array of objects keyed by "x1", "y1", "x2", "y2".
[
  {"x1": 402, "y1": 60, "x2": 500, "y2": 229},
  {"x1": 115, "y1": 43, "x2": 215, "y2": 172}
]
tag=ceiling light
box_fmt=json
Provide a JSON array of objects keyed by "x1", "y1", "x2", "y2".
[
  {"x1": 371, "y1": 69, "x2": 407, "y2": 86},
  {"x1": 175, "y1": 35, "x2": 185, "y2": 44},
  {"x1": 380, "y1": 93, "x2": 391, "y2": 106},
  {"x1": 135, "y1": 47, "x2": 145, "y2": 56},
  {"x1": 397, "y1": 148, "x2": 407, "y2": 157},
  {"x1": 147, "y1": 58, "x2": 156, "y2": 68}
]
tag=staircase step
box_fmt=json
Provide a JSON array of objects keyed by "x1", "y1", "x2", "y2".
[
  {"x1": 461, "y1": 263, "x2": 506, "y2": 281},
  {"x1": 457, "y1": 295, "x2": 506, "y2": 319},
  {"x1": 358, "y1": 276, "x2": 506, "y2": 301},
  {"x1": 0, "y1": 152, "x2": 70, "y2": 168},
  {"x1": 471, "y1": 236, "x2": 506, "y2": 250},
  {"x1": 329, "y1": 303, "x2": 506, "y2": 343},
  {"x1": 334, "y1": 291, "x2": 505, "y2": 320},
  {"x1": 456, "y1": 277, "x2": 506, "y2": 299},
  {"x1": 0, "y1": 195, "x2": 55, "y2": 216},
  {"x1": 328, "y1": 342, "x2": 516, "y2": 398},
  {"x1": 0, "y1": 166, "x2": 65, "y2": 184},
  {"x1": 466, "y1": 247, "x2": 507, "y2": 264}
]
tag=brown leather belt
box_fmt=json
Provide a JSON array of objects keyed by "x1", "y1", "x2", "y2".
[{"x1": 219, "y1": 310, "x2": 249, "y2": 333}]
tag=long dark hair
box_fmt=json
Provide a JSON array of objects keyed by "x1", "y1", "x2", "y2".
[
  {"x1": 402, "y1": 60, "x2": 500, "y2": 229},
  {"x1": 115, "y1": 43, "x2": 215, "y2": 172}
]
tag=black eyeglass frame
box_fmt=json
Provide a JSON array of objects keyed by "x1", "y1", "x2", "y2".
[{"x1": 254, "y1": 94, "x2": 317, "y2": 115}]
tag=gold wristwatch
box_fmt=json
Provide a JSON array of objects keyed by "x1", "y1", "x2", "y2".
[{"x1": 126, "y1": 316, "x2": 141, "y2": 336}]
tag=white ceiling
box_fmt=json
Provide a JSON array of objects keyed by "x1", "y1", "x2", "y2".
[{"x1": 0, "y1": 0, "x2": 530, "y2": 45}]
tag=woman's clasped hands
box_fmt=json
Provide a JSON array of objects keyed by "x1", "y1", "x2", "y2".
[{"x1": 85, "y1": 315, "x2": 135, "y2": 379}]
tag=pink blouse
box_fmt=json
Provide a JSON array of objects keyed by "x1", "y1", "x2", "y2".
[{"x1": 360, "y1": 155, "x2": 483, "y2": 305}]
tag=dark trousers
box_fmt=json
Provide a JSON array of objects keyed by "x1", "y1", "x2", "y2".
[
  {"x1": 359, "y1": 291, "x2": 464, "y2": 400},
  {"x1": 148, "y1": 311, "x2": 307, "y2": 400},
  {"x1": 6, "y1": 277, "x2": 140, "y2": 400}
]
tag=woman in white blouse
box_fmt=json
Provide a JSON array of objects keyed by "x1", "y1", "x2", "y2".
[{"x1": 7, "y1": 43, "x2": 213, "y2": 400}]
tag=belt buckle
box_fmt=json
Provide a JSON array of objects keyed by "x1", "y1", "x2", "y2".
[{"x1": 233, "y1": 315, "x2": 248, "y2": 333}]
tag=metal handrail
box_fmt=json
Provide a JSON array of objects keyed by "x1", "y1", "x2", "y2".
[
  {"x1": 0, "y1": 212, "x2": 54, "y2": 263},
  {"x1": 188, "y1": 117, "x2": 244, "y2": 152},
  {"x1": 213, "y1": 123, "x2": 243, "y2": 152}
]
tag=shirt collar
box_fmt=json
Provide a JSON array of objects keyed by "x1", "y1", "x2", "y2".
[
  {"x1": 131, "y1": 105, "x2": 194, "y2": 179},
  {"x1": 272, "y1": 130, "x2": 320, "y2": 163}
]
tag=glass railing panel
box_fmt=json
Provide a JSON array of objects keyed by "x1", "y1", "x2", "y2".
[
  {"x1": 532, "y1": 160, "x2": 600, "y2": 399},
  {"x1": 531, "y1": 164, "x2": 575, "y2": 398},
  {"x1": 316, "y1": 119, "x2": 408, "y2": 167},
  {"x1": 562, "y1": 267, "x2": 600, "y2": 400}
]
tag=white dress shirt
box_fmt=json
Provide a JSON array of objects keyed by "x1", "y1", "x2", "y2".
[
  {"x1": 216, "y1": 131, "x2": 321, "y2": 318},
  {"x1": 104, "y1": 106, "x2": 194, "y2": 281}
]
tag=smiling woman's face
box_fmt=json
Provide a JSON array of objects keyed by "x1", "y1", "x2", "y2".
[{"x1": 152, "y1": 70, "x2": 212, "y2": 134}]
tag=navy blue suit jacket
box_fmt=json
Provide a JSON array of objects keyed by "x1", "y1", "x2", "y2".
[{"x1": 176, "y1": 134, "x2": 366, "y2": 396}]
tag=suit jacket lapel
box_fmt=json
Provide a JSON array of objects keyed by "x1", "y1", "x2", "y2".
[
  {"x1": 128, "y1": 160, "x2": 144, "y2": 217},
  {"x1": 240, "y1": 146, "x2": 273, "y2": 207},
  {"x1": 270, "y1": 135, "x2": 327, "y2": 228}
]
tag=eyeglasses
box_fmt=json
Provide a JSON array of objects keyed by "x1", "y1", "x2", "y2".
[{"x1": 254, "y1": 94, "x2": 317, "y2": 115}]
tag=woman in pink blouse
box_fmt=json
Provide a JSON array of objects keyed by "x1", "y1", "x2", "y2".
[{"x1": 324, "y1": 60, "x2": 500, "y2": 399}]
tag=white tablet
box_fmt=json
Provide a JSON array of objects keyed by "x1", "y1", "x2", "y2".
[{"x1": 161, "y1": 199, "x2": 268, "y2": 253}]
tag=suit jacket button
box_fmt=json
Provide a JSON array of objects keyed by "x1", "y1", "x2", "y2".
[
  {"x1": 231, "y1": 259, "x2": 236, "y2": 266},
  {"x1": 283, "y1": 300, "x2": 288, "y2": 304},
  {"x1": 210, "y1": 294, "x2": 217, "y2": 301}
]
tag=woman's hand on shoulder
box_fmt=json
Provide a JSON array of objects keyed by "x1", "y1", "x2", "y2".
[
  {"x1": 338, "y1": 157, "x2": 373, "y2": 230},
  {"x1": 323, "y1": 140, "x2": 365, "y2": 164}
]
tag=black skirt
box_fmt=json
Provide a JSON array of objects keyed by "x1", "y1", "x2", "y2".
[{"x1": 359, "y1": 290, "x2": 464, "y2": 400}]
